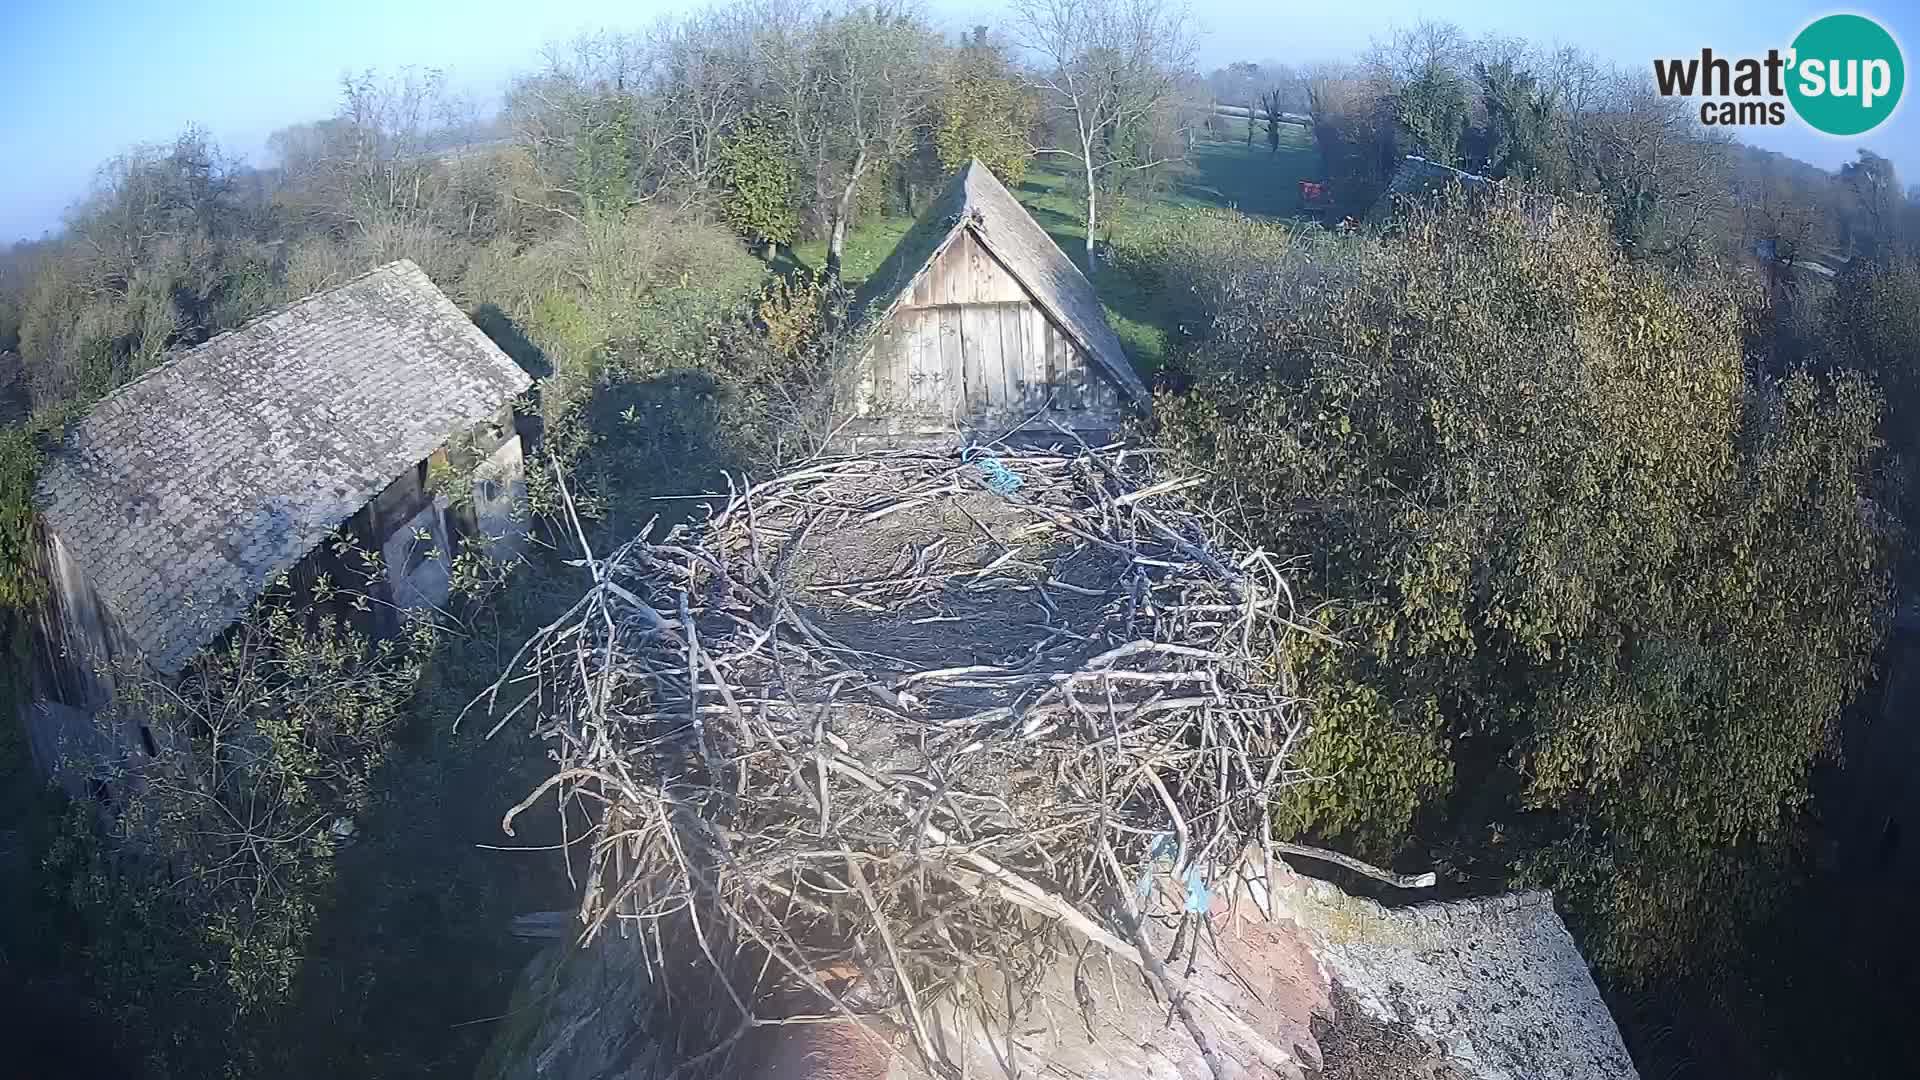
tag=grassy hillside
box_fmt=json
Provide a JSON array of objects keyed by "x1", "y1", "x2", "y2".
[{"x1": 796, "y1": 127, "x2": 1322, "y2": 372}]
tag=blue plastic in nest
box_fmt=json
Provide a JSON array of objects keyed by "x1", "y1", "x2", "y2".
[
  {"x1": 1133, "y1": 832, "x2": 1214, "y2": 913},
  {"x1": 965, "y1": 449, "x2": 1024, "y2": 497}
]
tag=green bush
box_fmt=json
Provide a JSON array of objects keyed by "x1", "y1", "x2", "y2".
[
  {"x1": 0, "y1": 428, "x2": 45, "y2": 609},
  {"x1": 40, "y1": 563, "x2": 437, "y2": 1077},
  {"x1": 1156, "y1": 188, "x2": 1893, "y2": 979},
  {"x1": 714, "y1": 115, "x2": 801, "y2": 249},
  {"x1": 1107, "y1": 207, "x2": 1305, "y2": 348}
]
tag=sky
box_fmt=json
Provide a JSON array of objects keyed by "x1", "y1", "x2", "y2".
[{"x1": 3, "y1": 0, "x2": 1916, "y2": 243}]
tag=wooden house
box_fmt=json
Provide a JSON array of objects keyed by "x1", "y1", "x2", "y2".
[
  {"x1": 24, "y1": 260, "x2": 532, "y2": 797},
  {"x1": 848, "y1": 159, "x2": 1148, "y2": 442}
]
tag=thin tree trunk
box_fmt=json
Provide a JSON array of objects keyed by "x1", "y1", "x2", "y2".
[
  {"x1": 825, "y1": 147, "x2": 869, "y2": 284},
  {"x1": 1083, "y1": 152, "x2": 1098, "y2": 271}
]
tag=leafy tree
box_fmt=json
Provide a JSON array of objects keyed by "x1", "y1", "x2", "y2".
[
  {"x1": 714, "y1": 114, "x2": 800, "y2": 252},
  {"x1": 1153, "y1": 190, "x2": 1892, "y2": 980},
  {"x1": 571, "y1": 93, "x2": 637, "y2": 214},
  {"x1": 1475, "y1": 59, "x2": 1559, "y2": 182},
  {"x1": 931, "y1": 28, "x2": 1035, "y2": 185},
  {"x1": 1394, "y1": 64, "x2": 1469, "y2": 163},
  {"x1": 1822, "y1": 255, "x2": 1920, "y2": 548},
  {"x1": 1366, "y1": 20, "x2": 1470, "y2": 164}
]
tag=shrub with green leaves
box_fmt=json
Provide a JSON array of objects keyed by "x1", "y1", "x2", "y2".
[
  {"x1": 40, "y1": 547, "x2": 449, "y2": 1076},
  {"x1": 715, "y1": 115, "x2": 800, "y2": 250},
  {"x1": 0, "y1": 428, "x2": 45, "y2": 609},
  {"x1": 931, "y1": 36, "x2": 1035, "y2": 185},
  {"x1": 1106, "y1": 207, "x2": 1311, "y2": 350},
  {"x1": 1155, "y1": 189, "x2": 1893, "y2": 979}
]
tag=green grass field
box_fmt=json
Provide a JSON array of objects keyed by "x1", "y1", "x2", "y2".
[{"x1": 796, "y1": 127, "x2": 1322, "y2": 372}]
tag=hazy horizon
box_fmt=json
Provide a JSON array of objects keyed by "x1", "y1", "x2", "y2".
[{"x1": 4, "y1": 0, "x2": 1915, "y2": 243}]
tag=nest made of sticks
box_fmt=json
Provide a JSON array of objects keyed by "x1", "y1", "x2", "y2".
[{"x1": 476, "y1": 441, "x2": 1320, "y2": 1076}]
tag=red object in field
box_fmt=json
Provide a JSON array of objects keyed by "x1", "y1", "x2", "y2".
[{"x1": 1298, "y1": 180, "x2": 1330, "y2": 207}]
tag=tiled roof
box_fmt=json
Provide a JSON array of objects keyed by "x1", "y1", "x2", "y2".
[
  {"x1": 854, "y1": 159, "x2": 1149, "y2": 407},
  {"x1": 36, "y1": 260, "x2": 532, "y2": 674}
]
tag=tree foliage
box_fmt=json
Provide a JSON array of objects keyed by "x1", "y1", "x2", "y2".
[
  {"x1": 1299, "y1": 27, "x2": 1740, "y2": 266},
  {"x1": 17, "y1": 130, "x2": 275, "y2": 411},
  {"x1": 44, "y1": 560, "x2": 435, "y2": 1076},
  {"x1": 4, "y1": 2, "x2": 1919, "y2": 1069},
  {"x1": 1152, "y1": 190, "x2": 1893, "y2": 978},
  {"x1": 1475, "y1": 59, "x2": 1559, "y2": 183},
  {"x1": 931, "y1": 29, "x2": 1036, "y2": 185},
  {"x1": 0, "y1": 428, "x2": 44, "y2": 609},
  {"x1": 714, "y1": 114, "x2": 800, "y2": 249}
]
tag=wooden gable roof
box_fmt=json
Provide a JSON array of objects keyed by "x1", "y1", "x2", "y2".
[{"x1": 854, "y1": 160, "x2": 1148, "y2": 408}]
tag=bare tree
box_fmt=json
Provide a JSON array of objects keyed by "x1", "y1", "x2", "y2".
[
  {"x1": 650, "y1": 7, "x2": 758, "y2": 196},
  {"x1": 1363, "y1": 18, "x2": 1469, "y2": 92},
  {"x1": 764, "y1": 2, "x2": 938, "y2": 282},
  {"x1": 1567, "y1": 72, "x2": 1733, "y2": 264},
  {"x1": 505, "y1": 33, "x2": 674, "y2": 216},
  {"x1": 1741, "y1": 158, "x2": 1832, "y2": 286},
  {"x1": 336, "y1": 68, "x2": 455, "y2": 227},
  {"x1": 1842, "y1": 150, "x2": 1903, "y2": 255},
  {"x1": 268, "y1": 68, "x2": 470, "y2": 236},
  {"x1": 1013, "y1": 0, "x2": 1196, "y2": 268}
]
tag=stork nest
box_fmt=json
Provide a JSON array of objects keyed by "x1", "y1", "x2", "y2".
[{"x1": 474, "y1": 441, "x2": 1320, "y2": 1076}]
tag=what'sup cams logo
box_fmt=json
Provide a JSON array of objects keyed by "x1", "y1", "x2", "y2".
[{"x1": 1654, "y1": 13, "x2": 1904, "y2": 135}]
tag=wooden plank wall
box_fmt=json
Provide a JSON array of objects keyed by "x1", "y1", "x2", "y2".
[{"x1": 860, "y1": 228, "x2": 1126, "y2": 431}]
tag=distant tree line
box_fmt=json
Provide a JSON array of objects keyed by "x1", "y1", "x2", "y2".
[{"x1": 1194, "y1": 20, "x2": 1920, "y2": 273}]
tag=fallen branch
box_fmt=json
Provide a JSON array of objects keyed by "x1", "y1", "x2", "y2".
[{"x1": 1274, "y1": 842, "x2": 1439, "y2": 890}]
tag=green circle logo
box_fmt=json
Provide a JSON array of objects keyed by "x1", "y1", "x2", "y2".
[{"x1": 1787, "y1": 14, "x2": 1904, "y2": 136}]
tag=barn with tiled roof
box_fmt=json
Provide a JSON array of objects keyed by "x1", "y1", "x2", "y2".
[{"x1": 25, "y1": 260, "x2": 531, "y2": 788}]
